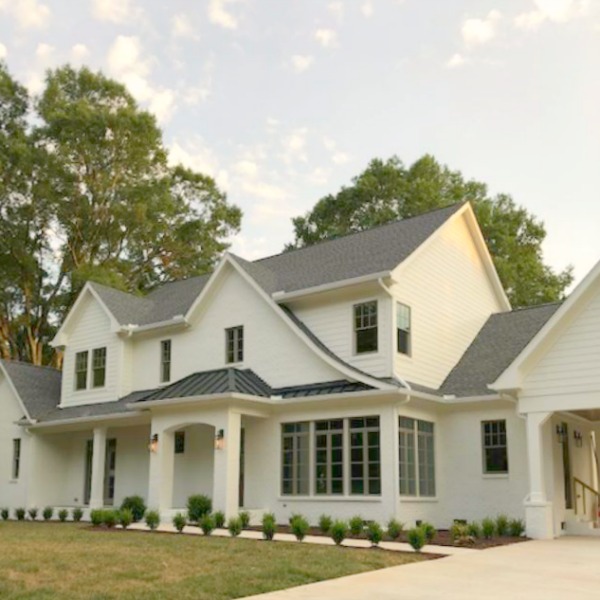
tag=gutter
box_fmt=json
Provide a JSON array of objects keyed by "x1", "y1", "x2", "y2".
[
  {"x1": 24, "y1": 411, "x2": 147, "y2": 429},
  {"x1": 119, "y1": 315, "x2": 189, "y2": 335}
]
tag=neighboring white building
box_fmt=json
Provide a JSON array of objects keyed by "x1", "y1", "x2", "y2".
[{"x1": 1, "y1": 202, "x2": 598, "y2": 539}]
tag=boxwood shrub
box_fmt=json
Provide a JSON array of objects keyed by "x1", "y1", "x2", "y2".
[
  {"x1": 200, "y1": 514, "x2": 215, "y2": 536},
  {"x1": 366, "y1": 522, "x2": 383, "y2": 546},
  {"x1": 120, "y1": 495, "x2": 146, "y2": 523},
  {"x1": 187, "y1": 495, "x2": 212, "y2": 523},
  {"x1": 145, "y1": 510, "x2": 160, "y2": 530},
  {"x1": 72, "y1": 507, "x2": 84, "y2": 522},
  {"x1": 262, "y1": 512, "x2": 276, "y2": 541},
  {"x1": 228, "y1": 517, "x2": 242, "y2": 537},
  {"x1": 213, "y1": 511, "x2": 226, "y2": 529},
  {"x1": 386, "y1": 518, "x2": 403, "y2": 540},
  {"x1": 318, "y1": 514, "x2": 332, "y2": 534},
  {"x1": 42, "y1": 507, "x2": 53, "y2": 521},
  {"x1": 290, "y1": 514, "x2": 310, "y2": 541},
  {"x1": 28, "y1": 508, "x2": 38, "y2": 521},
  {"x1": 330, "y1": 520, "x2": 348, "y2": 546},
  {"x1": 172, "y1": 512, "x2": 187, "y2": 533},
  {"x1": 407, "y1": 527, "x2": 426, "y2": 552},
  {"x1": 58, "y1": 509, "x2": 68, "y2": 522},
  {"x1": 349, "y1": 515, "x2": 364, "y2": 536}
]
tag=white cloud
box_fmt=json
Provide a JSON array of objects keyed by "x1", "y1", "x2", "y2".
[
  {"x1": 234, "y1": 160, "x2": 259, "y2": 177},
  {"x1": 461, "y1": 10, "x2": 502, "y2": 47},
  {"x1": 242, "y1": 180, "x2": 288, "y2": 202},
  {"x1": 515, "y1": 0, "x2": 589, "y2": 30},
  {"x1": 26, "y1": 72, "x2": 45, "y2": 94},
  {"x1": 361, "y1": 1, "x2": 374, "y2": 18},
  {"x1": 71, "y1": 44, "x2": 89, "y2": 63},
  {"x1": 291, "y1": 54, "x2": 314, "y2": 72},
  {"x1": 172, "y1": 13, "x2": 198, "y2": 39},
  {"x1": 282, "y1": 127, "x2": 308, "y2": 164},
  {"x1": 0, "y1": 0, "x2": 50, "y2": 29},
  {"x1": 149, "y1": 89, "x2": 176, "y2": 124},
  {"x1": 332, "y1": 151, "x2": 350, "y2": 165},
  {"x1": 328, "y1": 1, "x2": 344, "y2": 19},
  {"x1": 92, "y1": 0, "x2": 140, "y2": 23},
  {"x1": 446, "y1": 53, "x2": 466, "y2": 68},
  {"x1": 308, "y1": 167, "x2": 330, "y2": 186},
  {"x1": 0, "y1": 43, "x2": 7, "y2": 60},
  {"x1": 35, "y1": 42, "x2": 54, "y2": 60},
  {"x1": 322, "y1": 136, "x2": 336, "y2": 151},
  {"x1": 315, "y1": 28, "x2": 338, "y2": 48},
  {"x1": 208, "y1": 0, "x2": 240, "y2": 30},
  {"x1": 169, "y1": 139, "x2": 230, "y2": 190}
]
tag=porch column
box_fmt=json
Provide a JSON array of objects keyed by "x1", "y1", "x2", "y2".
[
  {"x1": 148, "y1": 429, "x2": 175, "y2": 512},
  {"x1": 524, "y1": 411, "x2": 554, "y2": 539},
  {"x1": 213, "y1": 411, "x2": 241, "y2": 519},
  {"x1": 89, "y1": 427, "x2": 107, "y2": 509}
]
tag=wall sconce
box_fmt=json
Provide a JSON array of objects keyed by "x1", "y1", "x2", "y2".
[
  {"x1": 574, "y1": 430, "x2": 583, "y2": 448},
  {"x1": 556, "y1": 424, "x2": 566, "y2": 444},
  {"x1": 149, "y1": 433, "x2": 159, "y2": 453},
  {"x1": 214, "y1": 429, "x2": 225, "y2": 450}
]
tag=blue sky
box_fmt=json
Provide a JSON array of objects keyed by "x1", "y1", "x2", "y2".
[{"x1": 0, "y1": 0, "x2": 598, "y2": 285}]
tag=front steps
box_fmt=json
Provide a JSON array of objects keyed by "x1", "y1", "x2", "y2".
[{"x1": 564, "y1": 509, "x2": 600, "y2": 536}]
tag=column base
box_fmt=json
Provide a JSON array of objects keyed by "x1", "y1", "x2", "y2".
[{"x1": 525, "y1": 500, "x2": 554, "y2": 539}]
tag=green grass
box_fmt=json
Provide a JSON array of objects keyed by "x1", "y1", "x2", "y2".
[{"x1": 0, "y1": 522, "x2": 425, "y2": 599}]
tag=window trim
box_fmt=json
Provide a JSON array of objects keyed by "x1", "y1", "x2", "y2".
[
  {"x1": 396, "y1": 302, "x2": 411, "y2": 356},
  {"x1": 353, "y1": 300, "x2": 379, "y2": 355},
  {"x1": 349, "y1": 416, "x2": 381, "y2": 496},
  {"x1": 12, "y1": 438, "x2": 21, "y2": 480},
  {"x1": 92, "y1": 347, "x2": 107, "y2": 389},
  {"x1": 398, "y1": 416, "x2": 436, "y2": 498},
  {"x1": 315, "y1": 419, "x2": 345, "y2": 496},
  {"x1": 225, "y1": 325, "x2": 244, "y2": 364},
  {"x1": 281, "y1": 422, "x2": 310, "y2": 496},
  {"x1": 482, "y1": 420, "x2": 509, "y2": 475},
  {"x1": 160, "y1": 339, "x2": 172, "y2": 383},
  {"x1": 74, "y1": 350, "x2": 89, "y2": 391},
  {"x1": 174, "y1": 431, "x2": 185, "y2": 454}
]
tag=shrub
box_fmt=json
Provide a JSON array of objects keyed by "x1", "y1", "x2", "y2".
[
  {"x1": 187, "y1": 495, "x2": 212, "y2": 523},
  {"x1": 386, "y1": 518, "x2": 403, "y2": 540},
  {"x1": 366, "y1": 522, "x2": 383, "y2": 546},
  {"x1": 509, "y1": 518, "x2": 525, "y2": 537},
  {"x1": 200, "y1": 514, "x2": 215, "y2": 536},
  {"x1": 495, "y1": 514, "x2": 509, "y2": 537},
  {"x1": 228, "y1": 517, "x2": 242, "y2": 537},
  {"x1": 172, "y1": 512, "x2": 187, "y2": 533},
  {"x1": 450, "y1": 523, "x2": 474, "y2": 546},
  {"x1": 119, "y1": 508, "x2": 133, "y2": 529},
  {"x1": 72, "y1": 507, "x2": 84, "y2": 522},
  {"x1": 90, "y1": 509, "x2": 104, "y2": 527},
  {"x1": 481, "y1": 517, "x2": 495, "y2": 539},
  {"x1": 120, "y1": 495, "x2": 146, "y2": 523},
  {"x1": 290, "y1": 515, "x2": 310, "y2": 541},
  {"x1": 15, "y1": 508, "x2": 25, "y2": 521},
  {"x1": 318, "y1": 514, "x2": 332, "y2": 534},
  {"x1": 58, "y1": 509, "x2": 68, "y2": 522},
  {"x1": 239, "y1": 510, "x2": 251, "y2": 529},
  {"x1": 28, "y1": 508, "x2": 38, "y2": 521},
  {"x1": 213, "y1": 511, "x2": 226, "y2": 529},
  {"x1": 349, "y1": 515, "x2": 364, "y2": 536},
  {"x1": 42, "y1": 507, "x2": 53, "y2": 521},
  {"x1": 330, "y1": 520, "x2": 348, "y2": 546},
  {"x1": 262, "y1": 512, "x2": 276, "y2": 541},
  {"x1": 407, "y1": 527, "x2": 426, "y2": 552},
  {"x1": 1, "y1": 508, "x2": 9, "y2": 521},
  {"x1": 467, "y1": 521, "x2": 481, "y2": 539},
  {"x1": 288, "y1": 512, "x2": 303, "y2": 525},
  {"x1": 420, "y1": 522, "x2": 436, "y2": 543},
  {"x1": 145, "y1": 510, "x2": 160, "y2": 531},
  {"x1": 103, "y1": 509, "x2": 118, "y2": 528}
]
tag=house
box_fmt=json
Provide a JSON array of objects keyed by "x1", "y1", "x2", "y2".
[{"x1": 1, "y1": 201, "x2": 599, "y2": 540}]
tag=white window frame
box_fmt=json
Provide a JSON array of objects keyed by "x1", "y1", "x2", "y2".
[
  {"x1": 482, "y1": 420, "x2": 509, "y2": 474},
  {"x1": 396, "y1": 302, "x2": 411, "y2": 356},
  {"x1": 398, "y1": 416, "x2": 436, "y2": 498},
  {"x1": 12, "y1": 438, "x2": 21, "y2": 480},
  {"x1": 353, "y1": 300, "x2": 378, "y2": 355},
  {"x1": 225, "y1": 325, "x2": 244, "y2": 364},
  {"x1": 92, "y1": 347, "x2": 106, "y2": 388},
  {"x1": 349, "y1": 416, "x2": 381, "y2": 496},
  {"x1": 74, "y1": 350, "x2": 89, "y2": 391},
  {"x1": 281, "y1": 422, "x2": 310, "y2": 495},
  {"x1": 160, "y1": 339, "x2": 172, "y2": 383},
  {"x1": 315, "y1": 419, "x2": 345, "y2": 495}
]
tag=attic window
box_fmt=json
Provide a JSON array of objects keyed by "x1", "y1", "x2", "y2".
[
  {"x1": 226, "y1": 326, "x2": 244, "y2": 363},
  {"x1": 92, "y1": 347, "x2": 106, "y2": 388},
  {"x1": 161, "y1": 340, "x2": 171, "y2": 383},
  {"x1": 75, "y1": 351, "x2": 88, "y2": 390},
  {"x1": 354, "y1": 301, "x2": 378, "y2": 354}
]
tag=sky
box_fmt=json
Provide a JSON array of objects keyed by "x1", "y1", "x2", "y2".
[{"x1": 0, "y1": 0, "x2": 599, "y2": 287}]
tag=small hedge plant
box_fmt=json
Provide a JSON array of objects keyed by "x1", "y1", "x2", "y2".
[
  {"x1": 173, "y1": 512, "x2": 187, "y2": 533},
  {"x1": 509, "y1": 518, "x2": 525, "y2": 537},
  {"x1": 366, "y1": 522, "x2": 383, "y2": 546},
  {"x1": 43, "y1": 507, "x2": 53, "y2": 521},
  {"x1": 28, "y1": 508, "x2": 38, "y2": 521},
  {"x1": 239, "y1": 510, "x2": 251, "y2": 529},
  {"x1": 15, "y1": 508, "x2": 25, "y2": 521},
  {"x1": 228, "y1": 517, "x2": 242, "y2": 537},
  {"x1": 145, "y1": 510, "x2": 160, "y2": 530},
  {"x1": 318, "y1": 514, "x2": 332, "y2": 534},
  {"x1": 201, "y1": 514, "x2": 215, "y2": 536},
  {"x1": 330, "y1": 520, "x2": 348, "y2": 546},
  {"x1": 119, "y1": 508, "x2": 133, "y2": 529},
  {"x1": 386, "y1": 518, "x2": 403, "y2": 540},
  {"x1": 290, "y1": 514, "x2": 310, "y2": 541},
  {"x1": 103, "y1": 509, "x2": 118, "y2": 528},
  {"x1": 120, "y1": 496, "x2": 146, "y2": 523},
  {"x1": 1, "y1": 508, "x2": 9, "y2": 521},
  {"x1": 90, "y1": 509, "x2": 104, "y2": 527},
  {"x1": 495, "y1": 514, "x2": 509, "y2": 537},
  {"x1": 187, "y1": 495, "x2": 212, "y2": 523},
  {"x1": 467, "y1": 521, "x2": 481, "y2": 538},
  {"x1": 262, "y1": 512, "x2": 276, "y2": 541},
  {"x1": 420, "y1": 522, "x2": 436, "y2": 543},
  {"x1": 213, "y1": 511, "x2": 226, "y2": 528},
  {"x1": 349, "y1": 515, "x2": 364, "y2": 537},
  {"x1": 72, "y1": 507, "x2": 84, "y2": 522},
  {"x1": 58, "y1": 509, "x2": 68, "y2": 523},
  {"x1": 481, "y1": 517, "x2": 495, "y2": 539},
  {"x1": 407, "y1": 527, "x2": 426, "y2": 552}
]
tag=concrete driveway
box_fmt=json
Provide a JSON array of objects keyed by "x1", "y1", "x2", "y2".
[{"x1": 245, "y1": 537, "x2": 600, "y2": 600}]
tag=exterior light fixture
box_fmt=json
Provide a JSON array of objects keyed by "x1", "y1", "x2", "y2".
[
  {"x1": 149, "y1": 433, "x2": 159, "y2": 453},
  {"x1": 215, "y1": 429, "x2": 225, "y2": 450},
  {"x1": 556, "y1": 424, "x2": 566, "y2": 444},
  {"x1": 574, "y1": 430, "x2": 583, "y2": 448}
]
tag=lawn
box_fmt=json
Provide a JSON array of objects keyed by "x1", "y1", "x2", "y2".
[{"x1": 0, "y1": 522, "x2": 426, "y2": 599}]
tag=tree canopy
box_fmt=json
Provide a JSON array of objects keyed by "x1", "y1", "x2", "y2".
[
  {"x1": 0, "y1": 64, "x2": 241, "y2": 365},
  {"x1": 289, "y1": 155, "x2": 572, "y2": 308}
]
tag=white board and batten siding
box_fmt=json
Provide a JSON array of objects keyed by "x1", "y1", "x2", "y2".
[{"x1": 391, "y1": 212, "x2": 505, "y2": 390}]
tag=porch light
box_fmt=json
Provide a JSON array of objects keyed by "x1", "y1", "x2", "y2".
[
  {"x1": 555, "y1": 424, "x2": 566, "y2": 444},
  {"x1": 574, "y1": 430, "x2": 583, "y2": 448},
  {"x1": 149, "y1": 433, "x2": 159, "y2": 453},
  {"x1": 214, "y1": 429, "x2": 225, "y2": 450}
]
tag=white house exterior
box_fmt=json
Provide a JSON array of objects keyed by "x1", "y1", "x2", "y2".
[{"x1": 2, "y1": 201, "x2": 599, "y2": 540}]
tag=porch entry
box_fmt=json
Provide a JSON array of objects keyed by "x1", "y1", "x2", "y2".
[{"x1": 84, "y1": 438, "x2": 117, "y2": 506}]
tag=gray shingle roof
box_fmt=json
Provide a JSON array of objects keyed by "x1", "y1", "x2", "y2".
[
  {"x1": 0, "y1": 360, "x2": 62, "y2": 420},
  {"x1": 440, "y1": 302, "x2": 562, "y2": 397}
]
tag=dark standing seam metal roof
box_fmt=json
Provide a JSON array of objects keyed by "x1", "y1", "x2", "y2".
[{"x1": 440, "y1": 302, "x2": 562, "y2": 397}]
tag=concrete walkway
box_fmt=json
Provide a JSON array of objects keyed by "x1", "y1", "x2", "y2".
[{"x1": 244, "y1": 536, "x2": 600, "y2": 600}]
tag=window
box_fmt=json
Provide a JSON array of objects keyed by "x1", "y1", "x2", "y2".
[
  {"x1": 174, "y1": 431, "x2": 185, "y2": 454},
  {"x1": 354, "y1": 301, "x2": 378, "y2": 354},
  {"x1": 226, "y1": 326, "x2": 244, "y2": 363},
  {"x1": 482, "y1": 420, "x2": 508, "y2": 474},
  {"x1": 161, "y1": 340, "x2": 171, "y2": 383},
  {"x1": 315, "y1": 419, "x2": 344, "y2": 495},
  {"x1": 92, "y1": 347, "x2": 106, "y2": 388},
  {"x1": 399, "y1": 417, "x2": 435, "y2": 497},
  {"x1": 350, "y1": 417, "x2": 381, "y2": 495},
  {"x1": 75, "y1": 351, "x2": 88, "y2": 390},
  {"x1": 12, "y1": 439, "x2": 21, "y2": 480},
  {"x1": 396, "y1": 303, "x2": 411, "y2": 355},
  {"x1": 281, "y1": 422, "x2": 309, "y2": 495}
]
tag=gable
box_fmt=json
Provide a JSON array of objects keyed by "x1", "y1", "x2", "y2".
[{"x1": 0, "y1": 369, "x2": 29, "y2": 423}]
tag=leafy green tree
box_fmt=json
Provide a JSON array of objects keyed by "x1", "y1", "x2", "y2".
[
  {"x1": 289, "y1": 155, "x2": 572, "y2": 307},
  {"x1": 0, "y1": 64, "x2": 241, "y2": 365}
]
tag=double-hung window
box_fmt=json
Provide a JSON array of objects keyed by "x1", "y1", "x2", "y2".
[
  {"x1": 399, "y1": 417, "x2": 435, "y2": 497},
  {"x1": 226, "y1": 326, "x2": 244, "y2": 363},
  {"x1": 12, "y1": 438, "x2": 21, "y2": 480},
  {"x1": 92, "y1": 347, "x2": 106, "y2": 388},
  {"x1": 396, "y1": 303, "x2": 411, "y2": 355},
  {"x1": 482, "y1": 420, "x2": 508, "y2": 474},
  {"x1": 315, "y1": 419, "x2": 344, "y2": 495},
  {"x1": 281, "y1": 423, "x2": 309, "y2": 495},
  {"x1": 75, "y1": 351, "x2": 89, "y2": 390},
  {"x1": 349, "y1": 417, "x2": 381, "y2": 495},
  {"x1": 354, "y1": 301, "x2": 378, "y2": 354},
  {"x1": 161, "y1": 340, "x2": 171, "y2": 383}
]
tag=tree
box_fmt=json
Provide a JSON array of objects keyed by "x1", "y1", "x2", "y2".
[
  {"x1": 289, "y1": 155, "x2": 572, "y2": 307},
  {"x1": 0, "y1": 64, "x2": 241, "y2": 365}
]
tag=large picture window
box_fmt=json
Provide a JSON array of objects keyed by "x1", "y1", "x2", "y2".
[
  {"x1": 482, "y1": 420, "x2": 508, "y2": 474},
  {"x1": 75, "y1": 350, "x2": 88, "y2": 390},
  {"x1": 354, "y1": 301, "x2": 378, "y2": 354},
  {"x1": 315, "y1": 419, "x2": 344, "y2": 495},
  {"x1": 399, "y1": 417, "x2": 435, "y2": 497},
  {"x1": 92, "y1": 347, "x2": 106, "y2": 388},
  {"x1": 281, "y1": 423, "x2": 309, "y2": 495},
  {"x1": 226, "y1": 326, "x2": 244, "y2": 363},
  {"x1": 349, "y1": 417, "x2": 381, "y2": 495}
]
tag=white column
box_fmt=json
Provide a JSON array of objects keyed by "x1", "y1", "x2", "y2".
[
  {"x1": 147, "y1": 429, "x2": 175, "y2": 512},
  {"x1": 524, "y1": 411, "x2": 554, "y2": 539},
  {"x1": 89, "y1": 427, "x2": 107, "y2": 509},
  {"x1": 212, "y1": 411, "x2": 241, "y2": 519}
]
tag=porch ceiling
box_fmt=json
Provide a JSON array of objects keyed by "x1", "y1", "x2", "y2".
[{"x1": 571, "y1": 409, "x2": 600, "y2": 422}]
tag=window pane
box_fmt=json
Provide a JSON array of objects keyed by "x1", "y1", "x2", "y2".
[
  {"x1": 354, "y1": 302, "x2": 378, "y2": 354},
  {"x1": 396, "y1": 303, "x2": 411, "y2": 355},
  {"x1": 75, "y1": 351, "x2": 88, "y2": 390},
  {"x1": 281, "y1": 422, "x2": 309, "y2": 495},
  {"x1": 350, "y1": 415, "x2": 380, "y2": 496},
  {"x1": 482, "y1": 420, "x2": 508, "y2": 474},
  {"x1": 92, "y1": 348, "x2": 106, "y2": 388},
  {"x1": 356, "y1": 328, "x2": 378, "y2": 353}
]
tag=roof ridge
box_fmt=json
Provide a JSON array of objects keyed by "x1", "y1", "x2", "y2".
[{"x1": 252, "y1": 202, "x2": 465, "y2": 264}]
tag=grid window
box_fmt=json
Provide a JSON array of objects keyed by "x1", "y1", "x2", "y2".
[
  {"x1": 354, "y1": 301, "x2": 378, "y2": 354},
  {"x1": 226, "y1": 326, "x2": 244, "y2": 363},
  {"x1": 75, "y1": 351, "x2": 88, "y2": 390},
  {"x1": 92, "y1": 347, "x2": 106, "y2": 388},
  {"x1": 281, "y1": 422, "x2": 310, "y2": 495},
  {"x1": 349, "y1": 416, "x2": 381, "y2": 495},
  {"x1": 482, "y1": 420, "x2": 508, "y2": 474},
  {"x1": 315, "y1": 419, "x2": 344, "y2": 495},
  {"x1": 12, "y1": 438, "x2": 21, "y2": 480},
  {"x1": 174, "y1": 431, "x2": 185, "y2": 454},
  {"x1": 397, "y1": 303, "x2": 411, "y2": 355},
  {"x1": 161, "y1": 340, "x2": 171, "y2": 383},
  {"x1": 399, "y1": 417, "x2": 435, "y2": 497}
]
